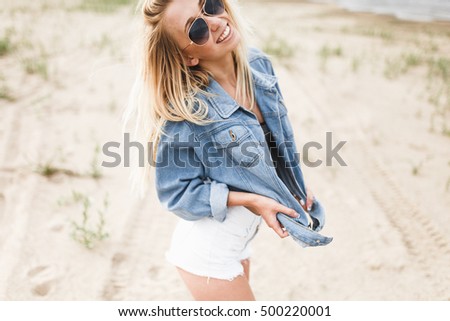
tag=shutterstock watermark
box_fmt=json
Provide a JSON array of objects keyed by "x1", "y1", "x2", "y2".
[{"x1": 102, "y1": 132, "x2": 347, "y2": 169}]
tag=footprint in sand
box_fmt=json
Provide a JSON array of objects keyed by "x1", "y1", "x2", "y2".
[
  {"x1": 148, "y1": 265, "x2": 162, "y2": 278},
  {"x1": 31, "y1": 280, "x2": 54, "y2": 297},
  {"x1": 101, "y1": 253, "x2": 129, "y2": 300},
  {"x1": 27, "y1": 265, "x2": 57, "y2": 297}
]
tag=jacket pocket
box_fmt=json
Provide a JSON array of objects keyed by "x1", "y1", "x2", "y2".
[{"x1": 208, "y1": 123, "x2": 262, "y2": 168}]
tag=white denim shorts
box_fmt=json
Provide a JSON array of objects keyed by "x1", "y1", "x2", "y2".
[{"x1": 165, "y1": 206, "x2": 262, "y2": 281}]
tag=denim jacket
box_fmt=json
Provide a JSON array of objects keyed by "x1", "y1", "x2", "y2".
[{"x1": 155, "y1": 47, "x2": 332, "y2": 247}]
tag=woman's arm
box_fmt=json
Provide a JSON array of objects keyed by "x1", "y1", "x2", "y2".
[
  {"x1": 226, "y1": 191, "x2": 257, "y2": 207},
  {"x1": 228, "y1": 191, "x2": 300, "y2": 238},
  {"x1": 155, "y1": 121, "x2": 229, "y2": 222}
]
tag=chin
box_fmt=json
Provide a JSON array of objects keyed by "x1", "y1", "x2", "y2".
[{"x1": 221, "y1": 33, "x2": 241, "y2": 54}]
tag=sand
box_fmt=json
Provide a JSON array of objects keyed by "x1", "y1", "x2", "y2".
[{"x1": 0, "y1": 0, "x2": 449, "y2": 300}]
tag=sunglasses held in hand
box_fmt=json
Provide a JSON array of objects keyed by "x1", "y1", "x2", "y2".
[{"x1": 182, "y1": 0, "x2": 226, "y2": 52}]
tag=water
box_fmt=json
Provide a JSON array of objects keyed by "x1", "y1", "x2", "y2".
[{"x1": 313, "y1": 0, "x2": 450, "y2": 22}]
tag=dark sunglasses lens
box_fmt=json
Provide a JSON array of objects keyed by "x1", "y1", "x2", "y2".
[
  {"x1": 189, "y1": 18, "x2": 209, "y2": 45},
  {"x1": 204, "y1": 0, "x2": 224, "y2": 15}
]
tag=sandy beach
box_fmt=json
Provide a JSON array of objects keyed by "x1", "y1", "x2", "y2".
[{"x1": 0, "y1": 0, "x2": 449, "y2": 300}]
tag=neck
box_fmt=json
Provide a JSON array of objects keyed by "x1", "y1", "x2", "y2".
[{"x1": 200, "y1": 52, "x2": 237, "y2": 89}]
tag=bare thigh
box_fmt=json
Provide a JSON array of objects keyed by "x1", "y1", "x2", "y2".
[
  {"x1": 241, "y1": 258, "x2": 250, "y2": 281},
  {"x1": 176, "y1": 259, "x2": 254, "y2": 301}
]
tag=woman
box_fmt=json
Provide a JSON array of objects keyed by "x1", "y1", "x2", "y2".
[{"x1": 124, "y1": 0, "x2": 331, "y2": 301}]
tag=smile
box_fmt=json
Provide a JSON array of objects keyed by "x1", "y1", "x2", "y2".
[{"x1": 217, "y1": 23, "x2": 231, "y2": 43}]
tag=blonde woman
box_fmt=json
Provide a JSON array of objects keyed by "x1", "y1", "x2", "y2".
[{"x1": 125, "y1": 0, "x2": 332, "y2": 301}]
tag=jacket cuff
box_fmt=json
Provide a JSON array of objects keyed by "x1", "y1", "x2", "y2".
[{"x1": 210, "y1": 180, "x2": 229, "y2": 222}]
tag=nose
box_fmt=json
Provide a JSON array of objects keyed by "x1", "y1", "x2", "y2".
[{"x1": 203, "y1": 15, "x2": 224, "y2": 33}]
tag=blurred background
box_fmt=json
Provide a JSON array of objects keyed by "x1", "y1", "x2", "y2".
[{"x1": 0, "y1": 0, "x2": 449, "y2": 300}]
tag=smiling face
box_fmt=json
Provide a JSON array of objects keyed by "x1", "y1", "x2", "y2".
[{"x1": 164, "y1": 0, "x2": 241, "y2": 65}]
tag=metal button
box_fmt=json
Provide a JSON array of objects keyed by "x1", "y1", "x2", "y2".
[{"x1": 229, "y1": 130, "x2": 237, "y2": 141}]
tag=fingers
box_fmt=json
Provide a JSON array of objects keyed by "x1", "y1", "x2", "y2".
[
  {"x1": 264, "y1": 215, "x2": 289, "y2": 238},
  {"x1": 305, "y1": 186, "x2": 315, "y2": 212},
  {"x1": 273, "y1": 223, "x2": 289, "y2": 238},
  {"x1": 306, "y1": 195, "x2": 314, "y2": 212},
  {"x1": 299, "y1": 198, "x2": 307, "y2": 211},
  {"x1": 278, "y1": 204, "x2": 299, "y2": 218}
]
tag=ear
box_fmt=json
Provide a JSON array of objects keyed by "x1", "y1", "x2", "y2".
[{"x1": 184, "y1": 56, "x2": 199, "y2": 67}]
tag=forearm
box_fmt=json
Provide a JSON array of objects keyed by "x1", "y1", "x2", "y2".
[{"x1": 227, "y1": 191, "x2": 259, "y2": 207}]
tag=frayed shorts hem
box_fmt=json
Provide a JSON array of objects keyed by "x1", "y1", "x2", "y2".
[{"x1": 165, "y1": 252, "x2": 249, "y2": 282}]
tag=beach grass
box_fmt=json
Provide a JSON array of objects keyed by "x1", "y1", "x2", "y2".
[
  {"x1": 34, "y1": 160, "x2": 79, "y2": 178},
  {"x1": 351, "y1": 56, "x2": 361, "y2": 73},
  {"x1": 0, "y1": 84, "x2": 15, "y2": 102},
  {"x1": 70, "y1": 193, "x2": 110, "y2": 250},
  {"x1": 89, "y1": 144, "x2": 103, "y2": 180},
  {"x1": 262, "y1": 33, "x2": 295, "y2": 60},
  {"x1": 93, "y1": 33, "x2": 114, "y2": 52},
  {"x1": 76, "y1": 0, "x2": 135, "y2": 13},
  {"x1": 428, "y1": 57, "x2": 450, "y2": 82},
  {"x1": 0, "y1": 34, "x2": 13, "y2": 57},
  {"x1": 341, "y1": 25, "x2": 394, "y2": 41},
  {"x1": 22, "y1": 55, "x2": 49, "y2": 80},
  {"x1": 384, "y1": 52, "x2": 424, "y2": 79},
  {"x1": 318, "y1": 44, "x2": 343, "y2": 71}
]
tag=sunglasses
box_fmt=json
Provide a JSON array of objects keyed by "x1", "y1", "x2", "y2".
[{"x1": 181, "y1": 0, "x2": 225, "y2": 52}]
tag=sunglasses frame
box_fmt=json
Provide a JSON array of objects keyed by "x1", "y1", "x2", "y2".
[{"x1": 181, "y1": 0, "x2": 225, "y2": 52}]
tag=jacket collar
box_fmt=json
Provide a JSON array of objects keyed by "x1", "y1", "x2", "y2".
[{"x1": 204, "y1": 66, "x2": 278, "y2": 119}]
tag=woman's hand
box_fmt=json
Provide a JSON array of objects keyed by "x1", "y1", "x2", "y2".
[
  {"x1": 299, "y1": 185, "x2": 315, "y2": 212},
  {"x1": 244, "y1": 194, "x2": 300, "y2": 238}
]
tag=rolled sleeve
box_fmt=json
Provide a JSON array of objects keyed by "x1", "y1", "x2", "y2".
[
  {"x1": 155, "y1": 121, "x2": 229, "y2": 221},
  {"x1": 209, "y1": 180, "x2": 229, "y2": 222}
]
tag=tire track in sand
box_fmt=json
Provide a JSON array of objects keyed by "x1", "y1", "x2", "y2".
[
  {"x1": 284, "y1": 65, "x2": 450, "y2": 297},
  {"x1": 358, "y1": 143, "x2": 450, "y2": 297},
  {"x1": 0, "y1": 96, "x2": 44, "y2": 298},
  {"x1": 100, "y1": 184, "x2": 158, "y2": 300}
]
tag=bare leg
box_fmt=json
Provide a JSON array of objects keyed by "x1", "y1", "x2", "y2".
[
  {"x1": 176, "y1": 261, "x2": 255, "y2": 301},
  {"x1": 241, "y1": 258, "x2": 250, "y2": 281}
]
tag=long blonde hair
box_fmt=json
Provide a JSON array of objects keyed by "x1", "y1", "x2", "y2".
[{"x1": 123, "y1": 0, "x2": 255, "y2": 195}]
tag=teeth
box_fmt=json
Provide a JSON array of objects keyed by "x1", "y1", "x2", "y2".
[{"x1": 218, "y1": 25, "x2": 230, "y2": 43}]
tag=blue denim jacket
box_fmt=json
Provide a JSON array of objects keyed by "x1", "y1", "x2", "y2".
[{"x1": 155, "y1": 47, "x2": 332, "y2": 247}]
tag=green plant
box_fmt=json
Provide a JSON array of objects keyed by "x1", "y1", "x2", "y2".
[
  {"x1": 358, "y1": 27, "x2": 394, "y2": 41},
  {"x1": 411, "y1": 161, "x2": 423, "y2": 176},
  {"x1": 0, "y1": 34, "x2": 13, "y2": 56},
  {"x1": 442, "y1": 126, "x2": 450, "y2": 137},
  {"x1": 71, "y1": 193, "x2": 110, "y2": 249},
  {"x1": 89, "y1": 144, "x2": 103, "y2": 179},
  {"x1": 428, "y1": 57, "x2": 450, "y2": 82},
  {"x1": 0, "y1": 84, "x2": 15, "y2": 102},
  {"x1": 384, "y1": 52, "x2": 425, "y2": 79},
  {"x1": 108, "y1": 99, "x2": 118, "y2": 113},
  {"x1": 384, "y1": 57, "x2": 401, "y2": 79},
  {"x1": 318, "y1": 44, "x2": 343, "y2": 72},
  {"x1": 57, "y1": 190, "x2": 87, "y2": 207},
  {"x1": 33, "y1": 149, "x2": 78, "y2": 178},
  {"x1": 351, "y1": 56, "x2": 361, "y2": 73},
  {"x1": 411, "y1": 157, "x2": 431, "y2": 176},
  {"x1": 426, "y1": 57, "x2": 450, "y2": 135},
  {"x1": 262, "y1": 33, "x2": 295, "y2": 60},
  {"x1": 35, "y1": 160, "x2": 78, "y2": 177},
  {"x1": 22, "y1": 56, "x2": 49, "y2": 80},
  {"x1": 403, "y1": 53, "x2": 423, "y2": 68},
  {"x1": 76, "y1": 0, "x2": 135, "y2": 13},
  {"x1": 93, "y1": 33, "x2": 113, "y2": 51}
]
